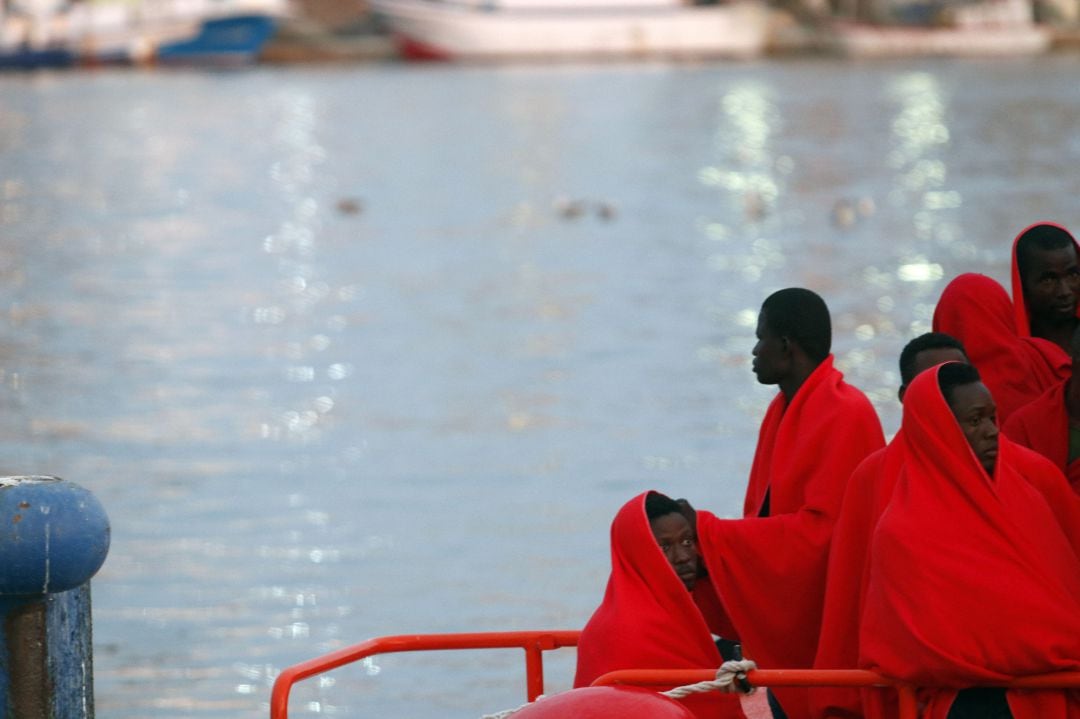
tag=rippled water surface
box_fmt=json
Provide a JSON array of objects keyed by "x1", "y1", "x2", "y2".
[{"x1": 1, "y1": 56, "x2": 1079, "y2": 717}]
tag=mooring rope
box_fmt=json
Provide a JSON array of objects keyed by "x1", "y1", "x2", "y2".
[
  {"x1": 480, "y1": 659, "x2": 758, "y2": 718},
  {"x1": 661, "y1": 659, "x2": 759, "y2": 699}
]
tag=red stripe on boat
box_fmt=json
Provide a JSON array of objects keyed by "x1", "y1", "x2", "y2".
[{"x1": 395, "y1": 33, "x2": 452, "y2": 61}]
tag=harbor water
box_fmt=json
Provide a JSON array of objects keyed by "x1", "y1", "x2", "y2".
[{"x1": 1, "y1": 55, "x2": 1078, "y2": 717}]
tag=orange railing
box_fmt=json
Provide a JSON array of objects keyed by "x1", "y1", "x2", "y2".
[
  {"x1": 270, "y1": 630, "x2": 580, "y2": 719},
  {"x1": 592, "y1": 668, "x2": 1080, "y2": 719},
  {"x1": 271, "y1": 631, "x2": 1080, "y2": 719},
  {"x1": 592, "y1": 667, "x2": 919, "y2": 719}
]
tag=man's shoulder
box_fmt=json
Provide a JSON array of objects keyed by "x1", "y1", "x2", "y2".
[
  {"x1": 837, "y1": 379, "x2": 877, "y2": 407},
  {"x1": 1005, "y1": 377, "x2": 1067, "y2": 425},
  {"x1": 821, "y1": 372, "x2": 880, "y2": 417},
  {"x1": 1002, "y1": 381, "x2": 1067, "y2": 445},
  {"x1": 1009, "y1": 439, "x2": 1060, "y2": 473},
  {"x1": 800, "y1": 376, "x2": 884, "y2": 447},
  {"x1": 793, "y1": 360, "x2": 883, "y2": 438},
  {"x1": 1002, "y1": 440, "x2": 1071, "y2": 501}
]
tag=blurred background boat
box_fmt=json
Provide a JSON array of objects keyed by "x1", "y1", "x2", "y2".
[
  {"x1": 367, "y1": 0, "x2": 772, "y2": 62},
  {"x1": 821, "y1": 0, "x2": 1052, "y2": 56},
  {"x1": 5, "y1": 0, "x2": 1080, "y2": 67},
  {"x1": 155, "y1": 11, "x2": 280, "y2": 64},
  {"x1": 0, "y1": 0, "x2": 290, "y2": 68}
]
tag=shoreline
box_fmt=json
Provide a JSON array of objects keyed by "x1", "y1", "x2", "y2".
[{"x1": 4, "y1": 3, "x2": 1079, "y2": 70}]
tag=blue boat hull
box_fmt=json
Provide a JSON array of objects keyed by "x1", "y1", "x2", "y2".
[
  {"x1": 157, "y1": 14, "x2": 277, "y2": 64},
  {"x1": 0, "y1": 47, "x2": 74, "y2": 70}
]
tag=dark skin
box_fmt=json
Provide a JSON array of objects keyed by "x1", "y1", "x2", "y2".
[
  {"x1": 1021, "y1": 244, "x2": 1080, "y2": 353},
  {"x1": 649, "y1": 512, "x2": 699, "y2": 591},
  {"x1": 945, "y1": 381, "x2": 999, "y2": 476},
  {"x1": 673, "y1": 499, "x2": 704, "y2": 579},
  {"x1": 752, "y1": 308, "x2": 820, "y2": 404},
  {"x1": 898, "y1": 347, "x2": 969, "y2": 402}
]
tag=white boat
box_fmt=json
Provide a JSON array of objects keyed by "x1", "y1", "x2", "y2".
[
  {"x1": 825, "y1": 0, "x2": 1051, "y2": 57},
  {"x1": 828, "y1": 22, "x2": 1051, "y2": 56},
  {"x1": 368, "y1": 0, "x2": 771, "y2": 62}
]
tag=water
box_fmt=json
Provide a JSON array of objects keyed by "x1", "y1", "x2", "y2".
[{"x1": 0, "y1": 55, "x2": 1078, "y2": 717}]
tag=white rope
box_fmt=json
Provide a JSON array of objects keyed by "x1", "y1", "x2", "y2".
[
  {"x1": 661, "y1": 659, "x2": 758, "y2": 699},
  {"x1": 479, "y1": 660, "x2": 758, "y2": 719}
]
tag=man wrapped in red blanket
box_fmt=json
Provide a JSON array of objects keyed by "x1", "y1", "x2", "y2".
[
  {"x1": 691, "y1": 288, "x2": 885, "y2": 719},
  {"x1": 809, "y1": 332, "x2": 968, "y2": 719},
  {"x1": 933, "y1": 273, "x2": 1063, "y2": 425},
  {"x1": 1003, "y1": 325, "x2": 1080, "y2": 494},
  {"x1": 575, "y1": 491, "x2": 748, "y2": 719},
  {"x1": 860, "y1": 362, "x2": 1080, "y2": 719}
]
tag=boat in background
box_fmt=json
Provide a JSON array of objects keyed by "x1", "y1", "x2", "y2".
[
  {"x1": 824, "y1": 0, "x2": 1051, "y2": 56},
  {"x1": 157, "y1": 12, "x2": 280, "y2": 64},
  {"x1": 0, "y1": 0, "x2": 292, "y2": 69},
  {"x1": 368, "y1": 0, "x2": 772, "y2": 62}
]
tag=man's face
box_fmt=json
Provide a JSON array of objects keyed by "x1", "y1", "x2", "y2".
[
  {"x1": 945, "y1": 381, "x2": 999, "y2": 475},
  {"x1": 1021, "y1": 245, "x2": 1080, "y2": 325},
  {"x1": 752, "y1": 310, "x2": 789, "y2": 386},
  {"x1": 649, "y1": 512, "x2": 699, "y2": 591}
]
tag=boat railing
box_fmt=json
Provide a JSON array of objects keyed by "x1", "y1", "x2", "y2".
[
  {"x1": 270, "y1": 631, "x2": 1080, "y2": 719},
  {"x1": 592, "y1": 667, "x2": 919, "y2": 718},
  {"x1": 269, "y1": 630, "x2": 581, "y2": 719},
  {"x1": 593, "y1": 668, "x2": 1080, "y2": 719}
]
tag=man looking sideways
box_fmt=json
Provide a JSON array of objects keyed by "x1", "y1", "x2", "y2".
[{"x1": 686, "y1": 288, "x2": 885, "y2": 719}]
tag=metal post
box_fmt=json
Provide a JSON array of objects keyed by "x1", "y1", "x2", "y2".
[
  {"x1": 524, "y1": 642, "x2": 544, "y2": 702},
  {"x1": 0, "y1": 476, "x2": 110, "y2": 719}
]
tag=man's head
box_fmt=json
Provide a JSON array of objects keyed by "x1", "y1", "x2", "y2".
[
  {"x1": 752, "y1": 288, "x2": 831, "y2": 386},
  {"x1": 644, "y1": 492, "x2": 698, "y2": 591},
  {"x1": 1015, "y1": 223, "x2": 1080, "y2": 328},
  {"x1": 898, "y1": 332, "x2": 968, "y2": 401},
  {"x1": 938, "y1": 362, "x2": 998, "y2": 476}
]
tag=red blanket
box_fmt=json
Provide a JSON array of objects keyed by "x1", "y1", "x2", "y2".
[
  {"x1": 859, "y1": 366, "x2": 1080, "y2": 719},
  {"x1": 933, "y1": 272, "x2": 1067, "y2": 423},
  {"x1": 1003, "y1": 379, "x2": 1080, "y2": 493},
  {"x1": 808, "y1": 438, "x2": 904, "y2": 719},
  {"x1": 574, "y1": 492, "x2": 747, "y2": 719},
  {"x1": 697, "y1": 357, "x2": 884, "y2": 719}
]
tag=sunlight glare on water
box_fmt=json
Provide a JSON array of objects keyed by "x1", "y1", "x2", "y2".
[{"x1": 0, "y1": 57, "x2": 1078, "y2": 717}]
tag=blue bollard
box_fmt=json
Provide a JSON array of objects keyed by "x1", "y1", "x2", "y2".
[{"x1": 0, "y1": 476, "x2": 110, "y2": 719}]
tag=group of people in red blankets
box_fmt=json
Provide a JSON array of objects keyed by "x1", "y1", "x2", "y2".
[{"x1": 572, "y1": 222, "x2": 1080, "y2": 719}]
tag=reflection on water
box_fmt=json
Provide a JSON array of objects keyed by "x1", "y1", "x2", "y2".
[{"x1": 0, "y1": 57, "x2": 1077, "y2": 717}]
